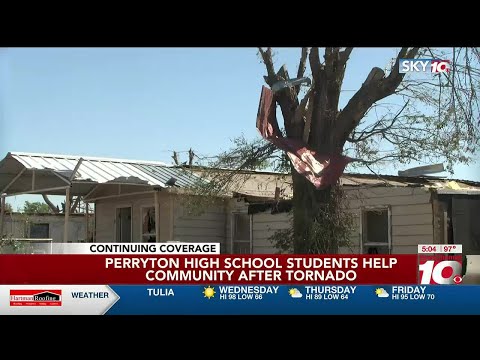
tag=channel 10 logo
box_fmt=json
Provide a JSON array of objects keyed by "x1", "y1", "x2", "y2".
[
  {"x1": 418, "y1": 255, "x2": 463, "y2": 284},
  {"x1": 399, "y1": 59, "x2": 451, "y2": 74},
  {"x1": 431, "y1": 59, "x2": 451, "y2": 73}
]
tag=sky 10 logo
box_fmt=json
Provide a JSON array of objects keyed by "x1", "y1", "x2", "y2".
[{"x1": 399, "y1": 58, "x2": 451, "y2": 74}]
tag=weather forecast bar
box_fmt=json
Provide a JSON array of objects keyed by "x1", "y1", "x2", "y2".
[
  {"x1": 1, "y1": 285, "x2": 480, "y2": 315},
  {"x1": 417, "y1": 244, "x2": 463, "y2": 254}
]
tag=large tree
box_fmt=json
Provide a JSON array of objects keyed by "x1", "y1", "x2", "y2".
[
  {"x1": 195, "y1": 47, "x2": 480, "y2": 254},
  {"x1": 22, "y1": 201, "x2": 51, "y2": 214}
]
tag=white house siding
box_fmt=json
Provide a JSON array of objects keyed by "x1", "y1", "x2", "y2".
[
  {"x1": 94, "y1": 201, "x2": 115, "y2": 242},
  {"x1": 172, "y1": 195, "x2": 228, "y2": 252},
  {"x1": 92, "y1": 184, "x2": 435, "y2": 254},
  {"x1": 94, "y1": 192, "x2": 234, "y2": 251},
  {"x1": 343, "y1": 186, "x2": 434, "y2": 254},
  {"x1": 94, "y1": 192, "x2": 172, "y2": 242},
  {"x1": 251, "y1": 211, "x2": 292, "y2": 254},
  {"x1": 3, "y1": 214, "x2": 89, "y2": 243},
  {"x1": 248, "y1": 186, "x2": 434, "y2": 255}
]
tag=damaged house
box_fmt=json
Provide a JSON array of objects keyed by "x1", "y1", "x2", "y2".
[{"x1": 0, "y1": 151, "x2": 479, "y2": 254}]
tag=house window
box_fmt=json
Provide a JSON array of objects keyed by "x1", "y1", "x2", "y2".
[
  {"x1": 361, "y1": 207, "x2": 391, "y2": 254},
  {"x1": 141, "y1": 206, "x2": 156, "y2": 243},
  {"x1": 232, "y1": 213, "x2": 251, "y2": 254},
  {"x1": 30, "y1": 223, "x2": 49, "y2": 239}
]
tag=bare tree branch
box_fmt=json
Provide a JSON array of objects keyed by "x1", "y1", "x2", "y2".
[
  {"x1": 426, "y1": 47, "x2": 479, "y2": 136},
  {"x1": 340, "y1": 47, "x2": 353, "y2": 62},
  {"x1": 41, "y1": 194, "x2": 59, "y2": 214},
  {"x1": 359, "y1": 154, "x2": 407, "y2": 165},
  {"x1": 296, "y1": 47, "x2": 309, "y2": 78},
  {"x1": 307, "y1": 47, "x2": 329, "y2": 150},
  {"x1": 309, "y1": 47, "x2": 322, "y2": 82},
  {"x1": 295, "y1": 47, "x2": 310, "y2": 96},
  {"x1": 347, "y1": 101, "x2": 409, "y2": 143},
  {"x1": 383, "y1": 47, "x2": 420, "y2": 88},
  {"x1": 326, "y1": 47, "x2": 353, "y2": 117},
  {"x1": 335, "y1": 47, "x2": 420, "y2": 148},
  {"x1": 258, "y1": 48, "x2": 303, "y2": 139},
  {"x1": 258, "y1": 48, "x2": 276, "y2": 85},
  {"x1": 293, "y1": 87, "x2": 312, "y2": 128},
  {"x1": 70, "y1": 196, "x2": 81, "y2": 213}
]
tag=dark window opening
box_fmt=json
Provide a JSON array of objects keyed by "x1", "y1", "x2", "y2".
[
  {"x1": 30, "y1": 223, "x2": 49, "y2": 239},
  {"x1": 362, "y1": 208, "x2": 390, "y2": 254},
  {"x1": 232, "y1": 214, "x2": 251, "y2": 254}
]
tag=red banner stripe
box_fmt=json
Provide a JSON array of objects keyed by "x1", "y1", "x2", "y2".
[{"x1": 0, "y1": 255, "x2": 418, "y2": 285}]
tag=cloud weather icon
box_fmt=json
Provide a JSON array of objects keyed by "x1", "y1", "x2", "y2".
[
  {"x1": 288, "y1": 288, "x2": 303, "y2": 298},
  {"x1": 375, "y1": 288, "x2": 389, "y2": 298}
]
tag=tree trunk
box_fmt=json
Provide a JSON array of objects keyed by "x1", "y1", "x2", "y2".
[
  {"x1": 257, "y1": 47, "x2": 422, "y2": 254},
  {"x1": 291, "y1": 171, "x2": 339, "y2": 254}
]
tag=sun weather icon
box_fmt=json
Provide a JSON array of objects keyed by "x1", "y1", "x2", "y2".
[
  {"x1": 288, "y1": 288, "x2": 303, "y2": 298},
  {"x1": 375, "y1": 288, "x2": 389, "y2": 298},
  {"x1": 203, "y1": 286, "x2": 216, "y2": 299}
]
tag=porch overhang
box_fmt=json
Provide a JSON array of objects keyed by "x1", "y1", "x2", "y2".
[
  {"x1": 0, "y1": 151, "x2": 207, "y2": 242},
  {"x1": 0, "y1": 151, "x2": 208, "y2": 199},
  {"x1": 1, "y1": 155, "x2": 153, "y2": 198}
]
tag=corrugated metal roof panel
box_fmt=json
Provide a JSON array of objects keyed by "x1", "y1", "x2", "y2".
[
  {"x1": 6, "y1": 152, "x2": 204, "y2": 188},
  {"x1": 130, "y1": 163, "x2": 199, "y2": 188},
  {"x1": 5, "y1": 152, "x2": 480, "y2": 197},
  {"x1": 340, "y1": 176, "x2": 410, "y2": 187}
]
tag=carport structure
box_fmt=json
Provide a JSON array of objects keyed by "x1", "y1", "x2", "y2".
[{"x1": 0, "y1": 152, "x2": 202, "y2": 242}]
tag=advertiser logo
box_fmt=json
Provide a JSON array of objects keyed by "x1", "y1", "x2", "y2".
[{"x1": 10, "y1": 289, "x2": 62, "y2": 306}]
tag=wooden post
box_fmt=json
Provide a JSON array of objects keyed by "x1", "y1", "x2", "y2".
[
  {"x1": 85, "y1": 202, "x2": 89, "y2": 242},
  {"x1": 443, "y1": 211, "x2": 449, "y2": 244},
  {"x1": 64, "y1": 187, "x2": 70, "y2": 243},
  {"x1": 0, "y1": 196, "x2": 5, "y2": 239},
  {"x1": 93, "y1": 203, "x2": 96, "y2": 243},
  {"x1": 169, "y1": 196, "x2": 174, "y2": 241},
  {"x1": 249, "y1": 214, "x2": 253, "y2": 254},
  {"x1": 154, "y1": 191, "x2": 160, "y2": 243}
]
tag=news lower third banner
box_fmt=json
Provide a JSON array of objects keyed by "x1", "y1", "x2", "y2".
[
  {"x1": 0, "y1": 249, "x2": 475, "y2": 315},
  {"x1": 1, "y1": 284, "x2": 480, "y2": 315}
]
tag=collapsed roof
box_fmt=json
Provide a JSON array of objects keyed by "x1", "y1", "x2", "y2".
[{"x1": 1, "y1": 152, "x2": 479, "y2": 201}]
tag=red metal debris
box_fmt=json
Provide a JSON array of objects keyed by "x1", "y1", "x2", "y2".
[{"x1": 256, "y1": 86, "x2": 353, "y2": 189}]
